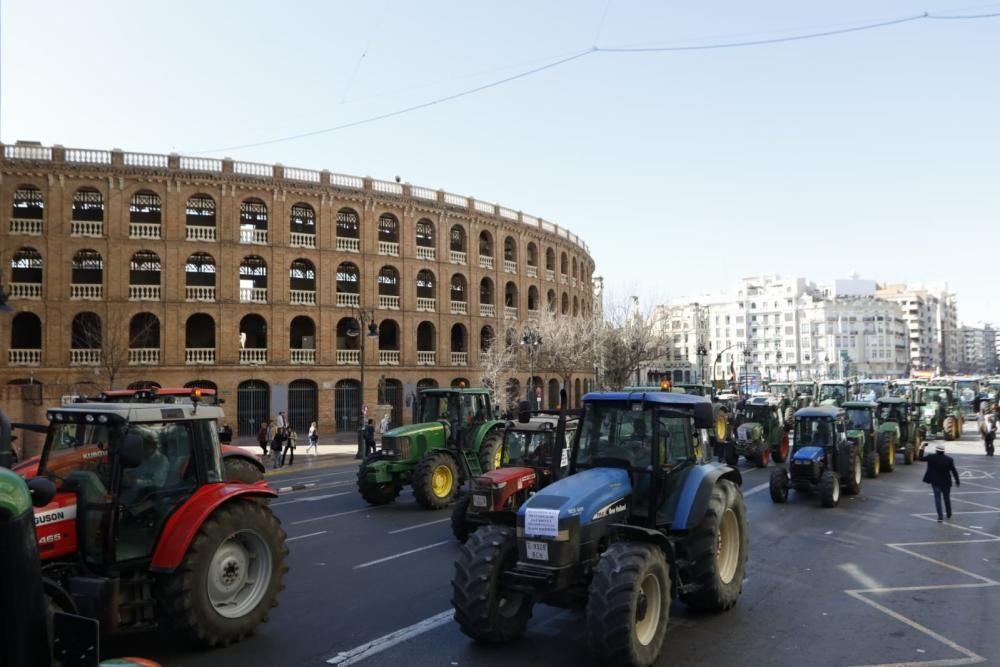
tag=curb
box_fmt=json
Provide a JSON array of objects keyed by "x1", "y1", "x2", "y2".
[{"x1": 262, "y1": 457, "x2": 359, "y2": 478}]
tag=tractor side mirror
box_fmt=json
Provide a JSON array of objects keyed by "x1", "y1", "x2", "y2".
[
  {"x1": 27, "y1": 476, "x2": 56, "y2": 507},
  {"x1": 119, "y1": 433, "x2": 145, "y2": 469},
  {"x1": 692, "y1": 402, "x2": 715, "y2": 430}
]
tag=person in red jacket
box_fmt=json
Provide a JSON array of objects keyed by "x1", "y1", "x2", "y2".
[{"x1": 918, "y1": 442, "x2": 960, "y2": 522}]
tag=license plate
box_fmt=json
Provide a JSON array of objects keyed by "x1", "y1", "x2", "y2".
[
  {"x1": 525, "y1": 540, "x2": 548, "y2": 561},
  {"x1": 472, "y1": 494, "x2": 488, "y2": 508}
]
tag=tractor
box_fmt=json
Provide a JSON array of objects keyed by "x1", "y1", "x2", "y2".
[
  {"x1": 725, "y1": 394, "x2": 790, "y2": 467},
  {"x1": 980, "y1": 378, "x2": 1000, "y2": 414},
  {"x1": 919, "y1": 385, "x2": 964, "y2": 441},
  {"x1": 358, "y1": 387, "x2": 505, "y2": 509},
  {"x1": 11, "y1": 397, "x2": 288, "y2": 647},
  {"x1": 876, "y1": 397, "x2": 920, "y2": 465},
  {"x1": 769, "y1": 406, "x2": 863, "y2": 507},
  {"x1": 452, "y1": 390, "x2": 748, "y2": 667},
  {"x1": 450, "y1": 403, "x2": 578, "y2": 542},
  {"x1": 952, "y1": 377, "x2": 984, "y2": 417},
  {"x1": 817, "y1": 380, "x2": 851, "y2": 407},
  {"x1": 843, "y1": 400, "x2": 892, "y2": 477},
  {"x1": 855, "y1": 379, "x2": 890, "y2": 401},
  {"x1": 671, "y1": 382, "x2": 735, "y2": 456}
]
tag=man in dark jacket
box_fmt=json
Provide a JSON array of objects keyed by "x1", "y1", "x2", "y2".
[{"x1": 918, "y1": 442, "x2": 960, "y2": 522}]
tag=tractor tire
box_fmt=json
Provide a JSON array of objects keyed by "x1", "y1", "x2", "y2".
[
  {"x1": 356, "y1": 454, "x2": 401, "y2": 506},
  {"x1": 723, "y1": 443, "x2": 738, "y2": 467},
  {"x1": 679, "y1": 480, "x2": 748, "y2": 612},
  {"x1": 769, "y1": 469, "x2": 789, "y2": 504},
  {"x1": 158, "y1": 501, "x2": 288, "y2": 647},
  {"x1": 755, "y1": 445, "x2": 770, "y2": 468},
  {"x1": 478, "y1": 432, "x2": 503, "y2": 473},
  {"x1": 819, "y1": 470, "x2": 840, "y2": 508},
  {"x1": 864, "y1": 449, "x2": 880, "y2": 479},
  {"x1": 844, "y1": 453, "x2": 863, "y2": 495},
  {"x1": 903, "y1": 443, "x2": 914, "y2": 465},
  {"x1": 771, "y1": 433, "x2": 790, "y2": 464},
  {"x1": 943, "y1": 417, "x2": 956, "y2": 441},
  {"x1": 879, "y1": 434, "x2": 896, "y2": 473},
  {"x1": 586, "y1": 542, "x2": 670, "y2": 667},
  {"x1": 783, "y1": 406, "x2": 795, "y2": 426},
  {"x1": 452, "y1": 525, "x2": 533, "y2": 643},
  {"x1": 223, "y1": 457, "x2": 265, "y2": 485},
  {"x1": 412, "y1": 452, "x2": 460, "y2": 509},
  {"x1": 451, "y1": 493, "x2": 473, "y2": 543},
  {"x1": 713, "y1": 411, "x2": 731, "y2": 443}
]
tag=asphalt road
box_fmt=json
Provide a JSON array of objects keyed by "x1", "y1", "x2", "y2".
[{"x1": 107, "y1": 423, "x2": 1000, "y2": 667}]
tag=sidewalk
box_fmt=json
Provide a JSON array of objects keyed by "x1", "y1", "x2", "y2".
[{"x1": 228, "y1": 434, "x2": 373, "y2": 475}]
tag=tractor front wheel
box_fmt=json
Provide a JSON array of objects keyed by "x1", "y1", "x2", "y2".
[
  {"x1": 223, "y1": 456, "x2": 265, "y2": 485},
  {"x1": 943, "y1": 417, "x2": 956, "y2": 441},
  {"x1": 357, "y1": 454, "x2": 401, "y2": 506},
  {"x1": 679, "y1": 479, "x2": 748, "y2": 612},
  {"x1": 159, "y1": 501, "x2": 288, "y2": 646},
  {"x1": 864, "y1": 449, "x2": 880, "y2": 479},
  {"x1": 413, "y1": 452, "x2": 460, "y2": 509},
  {"x1": 452, "y1": 525, "x2": 533, "y2": 642},
  {"x1": 769, "y1": 469, "x2": 789, "y2": 504},
  {"x1": 478, "y1": 432, "x2": 504, "y2": 473},
  {"x1": 586, "y1": 542, "x2": 670, "y2": 667},
  {"x1": 819, "y1": 470, "x2": 840, "y2": 508},
  {"x1": 903, "y1": 442, "x2": 914, "y2": 465}
]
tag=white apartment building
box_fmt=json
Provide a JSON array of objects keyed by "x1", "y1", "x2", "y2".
[
  {"x1": 798, "y1": 297, "x2": 910, "y2": 379},
  {"x1": 876, "y1": 284, "x2": 959, "y2": 374},
  {"x1": 959, "y1": 323, "x2": 998, "y2": 375},
  {"x1": 649, "y1": 302, "x2": 710, "y2": 384}
]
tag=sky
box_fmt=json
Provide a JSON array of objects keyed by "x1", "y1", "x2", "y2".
[{"x1": 3, "y1": 0, "x2": 998, "y2": 322}]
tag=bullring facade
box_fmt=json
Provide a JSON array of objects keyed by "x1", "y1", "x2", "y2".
[{"x1": 0, "y1": 142, "x2": 595, "y2": 438}]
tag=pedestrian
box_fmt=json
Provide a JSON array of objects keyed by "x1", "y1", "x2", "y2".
[
  {"x1": 918, "y1": 441, "x2": 960, "y2": 522},
  {"x1": 980, "y1": 407, "x2": 997, "y2": 456},
  {"x1": 306, "y1": 421, "x2": 319, "y2": 455},
  {"x1": 364, "y1": 418, "x2": 376, "y2": 457},
  {"x1": 281, "y1": 427, "x2": 297, "y2": 466},
  {"x1": 270, "y1": 426, "x2": 286, "y2": 469},
  {"x1": 257, "y1": 420, "x2": 271, "y2": 457}
]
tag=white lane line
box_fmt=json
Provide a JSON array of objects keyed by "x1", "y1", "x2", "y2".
[
  {"x1": 287, "y1": 530, "x2": 328, "y2": 543},
  {"x1": 743, "y1": 481, "x2": 769, "y2": 497},
  {"x1": 839, "y1": 563, "x2": 882, "y2": 591},
  {"x1": 272, "y1": 491, "x2": 354, "y2": 507},
  {"x1": 353, "y1": 540, "x2": 451, "y2": 570},
  {"x1": 326, "y1": 610, "x2": 452, "y2": 665},
  {"x1": 950, "y1": 497, "x2": 1000, "y2": 511},
  {"x1": 292, "y1": 506, "x2": 373, "y2": 525},
  {"x1": 387, "y1": 518, "x2": 451, "y2": 534}
]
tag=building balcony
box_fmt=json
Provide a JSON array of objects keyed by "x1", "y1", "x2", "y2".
[
  {"x1": 128, "y1": 348, "x2": 160, "y2": 365},
  {"x1": 526, "y1": 265, "x2": 538, "y2": 278},
  {"x1": 337, "y1": 349, "x2": 360, "y2": 365},
  {"x1": 480, "y1": 303, "x2": 496, "y2": 318},
  {"x1": 378, "y1": 241, "x2": 400, "y2": 257},
  {"x1": 451, "y1": 352, "x2": 468, "y2": 366},
  {"x1": 240, "y1": 287, "x2": 268, "y2": 304},
  {"x1": 70, "y1": 349, "x2": 101, "y2": 366},
  {"x1": 503, "y1": 260, "x2": 517, "y2": 274},
  {"x1": 337, "y1": 237, "x2": 360, "y2": 253},
  {"x1": 185, "y1": 348, "x2": 216, "y2": 365},
  {"x1": 70, "y1": 220, "x2": 103, "y2": 237},
  {"x1": 479, "y1": 255, "x2": 494, "y2": 270},
  {"x1": 450, "y1": 250, "x2": 466, "y2": 264},
  {"x1": 129, "y1": 285, "x2": 161, "y2": 301},
  {"x1": 10, "y1": 218, "x2": 42, "y2": 235},
  {"x1": 379, "y1": 350, "x2": 401, "y2": 365},
  {"x1": 239, "y1": 228, "x2": 268, "y2": 245},
  {"x1": 505, "y1": 306, "x2": 518, "y2": 319},
  {"x1": 185, "y1": 286, "x2": 216, "y2": 302},
  {"x1": 290, "y1": 289, "x2": 317, "y2": 306},
  {"x1": 290, "y1": 348, "x2": 316, "y2": 365},
  {"x1": 450, "y1": 300, "x2": 467, "y2": 315},
  {"x1": 185, "y1": 225, "x2": 217, "y2": 242},
  {"x1": 289, "y1": 231, "x2": 317, "y2": 248},
  {"x1": 560, "y1": 274, "x2": 568, "y2": 285},
  {"x1": 240, "y1": 348, "x2": 267, "y2": 365},
  {"x1": 378, "y1": 294, "x2": 400, "y2": 310},
  {"x1": 9, "y1": 349, "x2": 41, "y2": 366},
  {"x1": 416, "y1": 297, "x2": 436, "y2": 312},
  {"x1": 129, "y1": 222, "x2": 161, "y2": 239},
  {"x1": 416, "y1": 246, "x2": 436, "y2": 260},
  {"x1": 416, "y1": 351, "x2": 436, "y2": 366},
  {"x1": 8, "y1": 282, "x2": 41, "y2": 299},
  {"x1": 546, "y1": 269, "x2": 556, "y2": 281},
  {"x1": 337, "y1": 292, "x2": 360, "y2": 308},
  {"x1": 70, "y1": 284, "x2": 103, "y2": 300}
]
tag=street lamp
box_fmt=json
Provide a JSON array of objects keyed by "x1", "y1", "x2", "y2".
[
  {"x1": 696, "y1": 343, "x2": 707, "y2": 384},
  {"x1": 521, "y1": 328, "x2": 542, "y2": 409},
  {"x1": 742, "y1": 346, "x2": 753, "y2": 397},
  {"x1": 713, "y1": 342, "x2": 739, "y2": 390},
  {"x1": 348, "y1": 306, "x2": 379, "y2": 459}
]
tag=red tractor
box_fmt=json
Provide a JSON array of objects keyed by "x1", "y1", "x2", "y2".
[
  {"x1": 450, "y1": 405, "x2": 578, "y2": 542},
  {"x1": 17, "y1": 396, "x2": 288, "y2": 647}
]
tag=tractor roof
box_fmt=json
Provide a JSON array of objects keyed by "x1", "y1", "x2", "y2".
[
  {"x1": 857, "y1": 379, "x2": 887, "y2": 385},
  {"x1": 819, "y1": 380, "x2": 849, "y2": 386},
  {"x1": 795, "y1": 406, "x2": 842, "y2": 419},
  {"x1": 876, "y1": 397, "x2": 909, "y2": 405},
  {"x1": 583, "y1": 391, "x2": 710, "y2": 407},
  {"x1": 842, "y1": 400, "x2": 879, "y2": 409},
  {"x1": 48, "y1": 401, "x2": 225, "y2": 423}
]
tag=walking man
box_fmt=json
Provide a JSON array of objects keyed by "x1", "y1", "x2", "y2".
[
  {"x1": 918, "y1": 442, "x2": 960, "y2": 522},
  {"x1": 364, "y1": 418, "x2": 376, "y2": 457}
]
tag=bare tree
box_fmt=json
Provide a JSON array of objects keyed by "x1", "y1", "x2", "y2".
[
  {"x1": 600, "y1": 295, "x2": 667, "y2": 390},
  {"x1": 531, "y1": 308, "x2": 601, "y2": 404},
  {"x1": 478, "y1": 324, "x2": 521, "y2": 415},
  {"x1": 73, "y1": 303, "x2": 159, "y2": 389}
]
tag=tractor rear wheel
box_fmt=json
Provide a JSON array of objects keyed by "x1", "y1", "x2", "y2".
[
  {"x1": 223, "y1": 457, "x2": 265, "y2": 485},
  {"x1": 586, "y1": 542, "x2": 670, "y2": 667},
  {"x1": 864, "y1": 449, "x2": 880, "y2": 479},
  {"x1": 159, "y1": 501, "x2": 288, "y2": 646},
  {"x1": 755, "y1": 445, "x2": 769, "y2": 468},
  {"x1": 819, "y1": 470, "x2": 840, "y2": 508},
  {"x1": 357, "y1": 454, "x2": 401, "y2": 506},
  {"x1": 783, "y1": 406, "x2": 795, "y2": 425},
  {"x1": 713, "y1": 411, "x2": 731, "y2": 443},
  {"x1": 679, "y1": 479, "x2": 748, "y2": 612},
  {"x1": 451, "y1": 493, "x2": 473, "y2": 543},
  {"x1": 771, "y1": 433, "x2": 790, "y2": 464},
  {"x1": 452, "y1": 525, "x2": 533, "y2": 642},
  {"x1": 478, "y1": 432, "x2": 503, "y2": 473},
  {"x1": 769, "y1": 469, "x2": 789, "y2": 504},
  {"x1": 943, "y1": 417, "x2": 956, "y2": 441},
  {"x1": 903, "y1": 442, "x2": 914, "y2": 465},
  {"x1": 879, "y1": 434, "x2": 896, "y2": 473},
  {"x1": 413, "y1": 452, "x2": 460, "y2": 509}
]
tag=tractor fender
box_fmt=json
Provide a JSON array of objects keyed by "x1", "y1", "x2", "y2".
[
  {"x1": 149, "y1": 481, "x2": 277, "y2": 573},
  {"x1": 607, "y1": 523, "x2": 673, "y2": 559},
  {"x1": 220, "y1": 445, "x2": 266, "y2": 475},
  {"x1": 670, "y1": 463, "x2": 742, "y2": 532}
]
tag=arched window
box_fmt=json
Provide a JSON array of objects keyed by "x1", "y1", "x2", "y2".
[
  {"x1": 378, "y1": 319, "x2": 401, "y2": 365},
  {"x1": 239, "y1": 256, "x2": 268, "y2": 303},
  {"x1": 560, "y1": 252, "x2": 568, "y2": 275},
  {"x1": 129, "y1": 250, "x2": 161, "y2": 300},
  {"x1": 9, "y1": 312, "x2": 42, "y2": 365},
  {"x1": 129, "y1": 313, "x2": 161, "y2": 365},
  {"x1": 290, "y1": 316, "x2": 316, "y2": 364},
  {"x1": 416, "y1": 322, "x2": 437, "y2": 365},
  {"x1": 336, "y1": 317, "x2": 360, "y2": 355},
  {"x1": 336, "y1": 208, "x2": 360, "y2": 252},
  {"x1": 377, "y1": 266, "x2": 400, "y2": 310},
  {"x1": 239, "y1": 314, "x2": 268, "y2": 364},
  {"x1": 71, "y1": 249, "x2": 103, "y2": 300},
  {"x1": 288, "y1": 379, "x2": 318, "y2": 432},
  {"x1": 450, "y1": 324, "x2": 468, "y2": 366},
  {"x1": 573, "y1": 295, "x2": 579, "y2": 316},
  {"x1": 527, "y1": 285, "x2": 539, "y2": 311},
  {"x1": 480, "y1": 277, "x2": 495, "y2": 305},
  {"x1": 378, "y1": 213, "x2": 400, "y2": 255},
  {"x1": 562, "y1": 292, "x2": 569, "y2": 314},
  {"x1": 503, "y1": 236, "x2": 518, "y2": 263},
  {"x1": 289, "y1": 259, "x2": 317, "y2": 305},
  {"x1": 72, "y1": 188, "x2": 103, "y2": 221},
  {"x1": 11, "y1": 185, "x2": 44, "y2": 234},
  {"x1": 571, "y1": 256, "x2": 578, "y2": 279},
  {"x1": 504, "y1": 282, "x2": 518, "y2": 314},
  {"x1": 9, "y1": 247, "x2": 42, "y2": 299},
  {"x1": 480, "y1": 325, "x2": 495, "y2": 353},
  {"x1": 185, "y1": 313, "x2": 216, "y2": 364},
  {"x1": 336, "y1": 262, "x2": 360, "y2": 307},
  {"x1": 240, "y1": 198, "x2": 268, "y2": 244},
  {"x1": 547, "y1": 289, "x2": 556, "y2": 311},
  {"x1": 478, "y1": 231, "x2": 494, "y2": 260},
  {"x1": 416, "y1": 219, "x2": 435, "y2": 260},
  {"x1": 574, "y1": 379, "x2": 582, "y2": 408},
  {"x1": 237, "y1": 380, "x2": 271, "y2": 436},
  {"x1": 185, "y1": 194, "x2": 216, "y2": 240},
  {"x1": 449, "y1": 225, "x2": 467, "y2": 260},
  {"x1": 416, "y1": 269, "x2": 436, "y2": 311},
  {"x1": 185, "y1": 252, "x2": 216, "y2": 301},
  {"x1": 290, "y1": 203, "x2": 316, "y2": 246},
  {"x1": 526, "y1": 242, "x2": 538, "y2": 267},
  {"x1": 129, "y1": 190, "x2": 161, "y2": 231},
  {"x1": 450, "y1": 274, "x2": 467, "y2": 313},
  {"x1": 334, "y1": 379, "x2": 360, "y2": 430},
  {"x1": 70, "y1": 312, "x2": 101, "y2": 366},
  {"x1": 545, "y1": 247, "x2": 555, "y2": 271}
]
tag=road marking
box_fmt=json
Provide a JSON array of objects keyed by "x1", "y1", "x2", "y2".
[
  {"x1": 272, "y1": 491, "x2": 354, "y2": 507},
  {"x1": 292, "y1": 506, "x2": 374, "y2": 525},
  {"x1": 840, "y1": 563, "x2": 882, "y2": 591},
  {"x1": 387, "y1": 518, "x2": 451, "y2": 534},
  {"x1": 326, "y1": 610, "x2": 452, "y2": 665},
  {"x1": 949, "y1": 497, "x2": 1000, "y2": 512},
  {"x1": 743, "y1": 481, "x2": 769, "y2": 497},
  {"x1": 353, "y1": 540, "x2": 451, "y2": 570},
  {"x1": 960, "y1": 480, "x2": 1000, "y2": 491},
  {"x1": 287, "y1": 530, "x2": 328, "y2": 543}
]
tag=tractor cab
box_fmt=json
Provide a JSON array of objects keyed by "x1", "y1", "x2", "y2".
[
  {"x1": 877, "y1": 396, "x2": 919, "y2": 465},
  {"x1": 953, "y1": 377, "x2": 983, "y2": 416},
  {"x1": 818, "y1": 381, "x2": 851, "y2": 407},
  {"x1": 919, "y1": 385, "x2": 963, "y2": 440},
  {"x1": 773, "y1": 406, "x2": 862, "y2": 507},
  {"x1": 793, "y1": 381, "x2": 817, "y2": 403},
  {"x1": 843, "y1": 400, "x2": 886, "y2": 476},
  {"x1": 855, "y1": 380, "x2": 889, "y2": 401},
  {"x1": 769, "y1": 382, "x2": 792, "y2": 401}
]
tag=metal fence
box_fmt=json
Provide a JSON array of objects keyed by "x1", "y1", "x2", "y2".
[
  {"x1": 288, "y1": 380, "x2": 318, "y2": 434},
  {"x1": 237, "y1": 380, "x2": 270, "y2": 437},
  {"x1": 335, "y1": 380, "x2": 360, "y2": 432},
  {"x1": 384, "y1": 380, "x2": 403, "y2": 429}
]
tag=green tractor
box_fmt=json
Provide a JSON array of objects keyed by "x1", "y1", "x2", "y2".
[
  {"x1": 918, "y1": 385, "x2": 964, "y2": 441},
  {"x1": 843, "y1": 400, "x2": 892, "y2": 477},
  {"x1": 876, "y1": 397, "x2": 920, "y2": 466},
  {"x1": 357, "y1": 387, "x2": 505, "y2": 509},
  {"x1": 818, "y1": 380, "x2": 851, "y2": 407},
  {"x1": 673, "y1": 382, "x2": 733, "y2": 444},
  {"x1": 726, "y1": 394, "x2": 790, "y2": 467}
]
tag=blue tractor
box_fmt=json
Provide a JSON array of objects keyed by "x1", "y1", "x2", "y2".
[{"x1": 451, "y1": 391, "x2": 748, "y2": 667}]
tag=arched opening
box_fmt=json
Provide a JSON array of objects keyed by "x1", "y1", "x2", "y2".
[
  {"x1": 416, "y1": 218, "x2": 435, "y2": 255},
  {"x1": 478, "y1": 231, "x2": 494, "y2": 258},
  {"x1": 336, "y1": 262, "x2": 360, "y2": 307},
  {"x1": 288, "y1": 379, "x2": 318, "y2": 433},
  {"x1": 129, "y1": 191, "x2": 161, "y2": 237},
  {"x1": 70, "y1": 312, "x2": 101, "y2": 364},
  {"x1": 480, "y1": 325, "x2": 495, "y2": 353},
  {"x1": 480, "y1": 277, "x2": 495, "y2": 313},
  {"x1": 527, "y1": 242, "x2": 538, "y2": 267},
  {"x1": 528, "y1": 285, "x2": 539, "y2": 311},
  {"x1": 574, "y1": 378, "x2": 582, "y2": 408},
  {"x1": 239, "y1": 314, "x2": 268, "y2": 364},
  {"x1": 547, "y1": 289, "x2": 556, "y2": 311},
  {"x1": 129, "y1": 313, "x2": 160, "y2": 364},
  {"x1": 378, "y1": 319, "x2": 400, "y2": 365},
  {"x1": 239, "y1": 198, "x2": 268, "y2": 244},
  {"x1": 185, "y1": 313, "x2": 215, "y2": 365},
  {"x1": 417, "y1": 322, "x2": 436, "y2": 365},
  {"x1": 289, "y1": 258, "x2": 316, "y2": 305},
  {"x1": 377, "y1": 265, "x2": 400, "y2": 309},
  {"x1": 560, "y1": 252, "x2": 568, "y2": 275},
  {"x1": 185, "y1": 194, "x2": 216, "y2": 231},
  {"x1": 185, "y1": 252, "x2": 216, "y2": 301},
  {"x1": 72, "y1": 187, "x2": 103, "y2": 221},
  {"x1": 506, "y1": 378, "x2": 521, "y2": 412},
  {"x1": 548, "y1": 379, "x2": 561, "y2": 410},
  {"x1": 290, "y1": 316, "x2": 316, "y2": 364},
  {"x1": 239, "y1": 256, "x2": 268, "y2": 303},
  {"x1": 10, "y1": 247, "x2": 42, "y2": 299},
  {"x1": 451, "y1": 323, "x2": 468, "y2": 366},
  {"x1": 127, "y1": 380, "x2": 161, "y2": 391},
  {"x1": 449, "y1": 225, "x2": 467, "y2": 257},
  {"x1": 237, "y1": 380, "x2": 270, "y2": 437},
  {"x1": 336, "y1": 208, "x2": 360, "y2": 251},
  {"x1": 334, "y1": 379, "x2": 360, "y2": 431},
  {"x1": 416, "y1": 269, "x2": 436, "y2": 310},
  {"x1": 503, "y1": 236, "x2": 517, "y2": 263},
  {"x1": 504, "y1": 282, "x2": 518, "y2": 313},
  {"x1": 528, "y1": 375, "x2": 543, "y2": 407},
  {"x1": 382, "y1": 378, "x2": 403, "y2": 428},
  {"x1": 9, "y1": 312, "x2": 41, "y2": 365},
  {"x1": 562, "y1": 292, "x2": 569, "y2": 315},
  {"x1": 545, "y1": 247, "x2": 555, "y2": 271},
  {"x1": 450, "y1": 273, "x2": 467, "y2": 313},
  {"x1": 184, "y1": 379, "x2": 218, "y2": 392},
  {"x1": 336, "y1": 317, "x2": 360, "y2": 352},
  {"x1": 129, "y1": 250, "x2": 161, "y2": 300},
  {"x1": 290, "y1": 202, "x2": 316, "y2": 241},
  {"x1": 571, "y1": 256, "x2": 578, "y2": 279},
  {"x1": 573, "y1": 295, "x2": 579, "y2": 316},
  {"x1": 11, "y1": 185, "x2": 44, "y2": 234},
  {"x1": 451, "y1": 377, "x2": 471, "y2": 388},
  {"x1": 378, "y1": 213, "x2": 400, "y2": 254}
]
